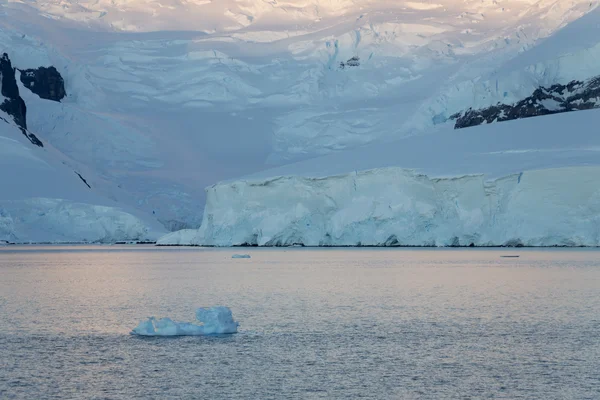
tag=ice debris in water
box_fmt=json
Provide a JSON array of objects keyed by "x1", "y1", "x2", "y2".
[
  {"x1": 131, "y1": 306, "x2": 239, "y2": 336},
  {"x1": 232, "y1": 254, "x2": 251, "y2": 259}
]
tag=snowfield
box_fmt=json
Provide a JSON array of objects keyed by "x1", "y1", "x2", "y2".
[
  {"x1": 0, "y1": 114, "x2": 164, "y2": 243},
  {"x1": 2, "y1": 0, "x2": 600, "y2": 244}
]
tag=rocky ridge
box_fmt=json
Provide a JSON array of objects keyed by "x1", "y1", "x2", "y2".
[{"x1": 451, "y1": 77, "x2": 600, "y2": 129}]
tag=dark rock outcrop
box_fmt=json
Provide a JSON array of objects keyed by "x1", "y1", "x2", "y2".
[
  {"x1": 339, "y1": 56, "x2": 360, "y2": 69},
  {"x1": 0, "y1": 53, "x2": 27, "y2": 129},
  {"x1": 75, "y1": 172, "x2": 91, "y2": 189},
  {"x1": 19, "y1": 66, "x2": 66, "y2": 102},
  {"x1": 451, "y1": 77, "x2": 600, "y2": 129},
  {"x1": 0, "y1": 53, "x2": 43, "y2": 147}
]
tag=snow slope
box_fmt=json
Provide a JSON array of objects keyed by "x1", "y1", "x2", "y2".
[{"x1": 0, "y1": 113, "x2": 164, "y2": 243}]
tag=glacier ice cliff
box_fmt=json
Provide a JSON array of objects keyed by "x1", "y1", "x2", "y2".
[
  {"x1": 131, "y1": 307, "x2": 239, "y2": 336},
  {"x1": 159, "y1": 166, "x2": 600, "y2": 247},
  {"x1": 0, "y1": 198, "x2": 154, "y2": 244}
]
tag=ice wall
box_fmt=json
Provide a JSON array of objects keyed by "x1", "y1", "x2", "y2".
[
  {"x1": 0, "y1": 198, "x2": 154, "y2": 243},
  {"x1": 169, "y1": 166, "x2": 600, "y2": 247}
]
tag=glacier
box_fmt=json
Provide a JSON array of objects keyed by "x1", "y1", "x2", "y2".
[
  {"x1": 158, "y1": 108, "x2": 600, "y2": 247},
  {"x1": 166, "y1": 166, "x2": 600, "y2": 248},
  {"x1": 156, "y1": 7, "x2": 600, "y2": 249},
  {"x1": 131, "y1": 307, "x2": 239, "y2": 336}
]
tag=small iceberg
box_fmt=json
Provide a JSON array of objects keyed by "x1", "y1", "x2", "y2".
[
  {"x1": 232, "y1": 254, "x2": 251, "y2": 259},
  {"x1": 131, "y1": 306, "x2": 239, "y2": 336}
]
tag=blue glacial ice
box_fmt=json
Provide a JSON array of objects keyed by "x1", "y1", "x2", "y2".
[{"x1": 131, "y1": 306, "x2": 239, "y2": 336}]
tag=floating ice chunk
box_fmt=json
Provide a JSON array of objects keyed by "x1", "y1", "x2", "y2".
[
  {"x1": 132, "y1": 317, "x2": 201, "y2": 336},
  {"x1": 232, "y1": 254, "x2": 251, "y2": 259},
  {"x1": 195, "y1": 307, "x2": 240, "y2": 335},
  {"x1": 131, "y1": 306, "x2": 239, "y2": 336}
]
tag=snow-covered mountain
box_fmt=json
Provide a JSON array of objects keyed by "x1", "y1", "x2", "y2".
[
  {"x1": 1, "y1": 0, "x2": 600, "y2": 244},
  {"x1": 0, "y1": 102, "x2": 163, "y2": 243}
]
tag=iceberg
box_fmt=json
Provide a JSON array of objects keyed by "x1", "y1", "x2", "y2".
[
  {"x1": 232, "y1": 254, "x2": 251, "y2": 259},
  {"x1": 131, "y1": 306, "x2": 239, "y2": 336}
]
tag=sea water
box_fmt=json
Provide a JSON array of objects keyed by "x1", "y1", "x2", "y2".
[{"x1": 1, "y1": 246, "x2": 599, "y2": 399}]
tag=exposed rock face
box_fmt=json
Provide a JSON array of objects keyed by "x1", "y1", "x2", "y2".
[
  {"x1": 0, "y1": 53, "x2": 27, "y2": 129},
  {"x1": 339, "y1": 56, "x2": 360, "y2": 69},
  {"x1": 19, "y1": 66, "x2": 66, "y2": 102},
  {"x1": 75, "y1": 172, "x2": 91, "y2": 189},
  {"x1": 451, "y1": 77, "x2": 600, "y2": 129},
  {"x1": 0, "y1": 53, "x2": 43, "y2": 147}
]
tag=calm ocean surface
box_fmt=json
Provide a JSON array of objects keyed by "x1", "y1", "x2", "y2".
[{"x1": 0, "y1": 246, "x2": 599, "y2": 399}]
